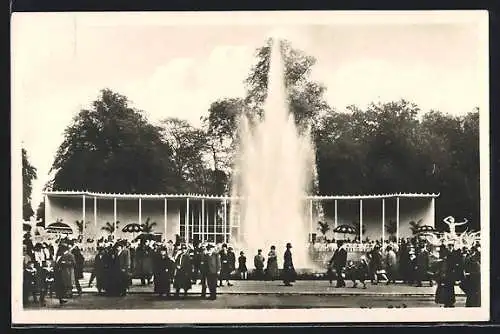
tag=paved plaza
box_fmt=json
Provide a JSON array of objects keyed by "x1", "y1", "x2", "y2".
[{"x1": 24, "y1": 273, "x2": 466, "y2": 310}]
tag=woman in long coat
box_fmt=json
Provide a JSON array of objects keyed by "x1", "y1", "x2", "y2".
[
  {"x1": 153, "y1": 247, "x2": 174, "y2": 298},
  {"x1": 173, "y1": 244, "x2": 192, "y2": 298},
  {"x1": 282, "y1": 243, "x2": 296, "y2": 286},
  {"x1": 435, "y1": 247, "x2": 456, "y2": 308},
  {"x1": 266, "y1": 246, "x2": 279, "y2": 281},
  {"x1": 54, "y1": 244, "x2": 76, "y2": 305}
]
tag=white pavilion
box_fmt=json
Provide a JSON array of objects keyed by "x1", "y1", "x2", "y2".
[{"x1": 42, "y1": 191, "x2": 439, "y2": 246}]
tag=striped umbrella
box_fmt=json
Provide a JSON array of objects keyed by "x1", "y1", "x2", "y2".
[
  {"x1": 46, "y1": 221, "x2": 73, "y2": 234},
  {"x1": 333, "y1": 224, "x2": 357, "y2": 240},
  {"x1": 416, "y1": 225, "x2": 436, "y2": 234},
  {"x1": 122, "y1": 223, "x2": 144, "y2": 233}
]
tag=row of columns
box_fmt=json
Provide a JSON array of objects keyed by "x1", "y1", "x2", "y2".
[
  {"x1": 73, "y1": 196, "x2": 435, "y2": 246},
  {"x1": 308, "y1": 197, "x2": 436, "y2": 247}
]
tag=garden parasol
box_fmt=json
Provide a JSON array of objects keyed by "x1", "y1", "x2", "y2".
[
  {"x1": 122, "y1": 223, "x2": 144, "y2": 240},
  {"x1": 333, "y1": 224, "x2": 357, "y2": 240},
  {"x1": 416, "y1": 225, "x2": 436, "y2": 234},
  {"x1": 46, "y1": 221, "x2": 73, "y2": 235}
]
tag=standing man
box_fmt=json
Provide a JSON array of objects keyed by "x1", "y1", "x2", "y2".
[
  {"x1": 254, "y1": 249, "x2": 265, "y2": 280},
  {"x1": 219, "y1": 244, "x2": 233, "y2": 287},
  {"x1": 173, "y1": 244, "x2": 192, "y2": 298},
  {"x1": 330, "y1": 240, "x2": 347, "y2": 287},
  {"x1": 283, "y1": 243, "x2": 296, "y2": 287},
  {"x1": 202, "y1": 244, "x2": 221, "y2": 300},
  {"x1": 385, "y1": 245, "x2": 398, "y2": 285},
  {"x1": 115, "y1": 241, "x2": 131, "y2": 297},
  {"x1": 227, "y1": 247, "x2": 236, "y2": 283}
]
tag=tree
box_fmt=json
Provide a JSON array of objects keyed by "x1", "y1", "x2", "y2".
[
  {"x1": 48, "y1": 89, "x2": 179, "y2": 193},
  {"x1": 317, "y1": 221, "x2": 330, "y2": 237},
  {"x1": 22, "y1": 148, "x2": 37, "y2": 220},
  {"x1": 244, "y1": 38, "x2": 330, "y2": 130},
  {"x1": 409, "y1": 219, "x2": 423, "y2": 235},
  {"x1": 385, "y1": 220, "x2": 397, "y2": 237},
  {"x1": 160, "y1": 117, "x2": 211, "y2": 193},
  {"x1": 101, "y1": 221, "x2": 119, "y2": 235},
  {"x1": 141, "y1": 217, "x2": 157, "y2": 233}
]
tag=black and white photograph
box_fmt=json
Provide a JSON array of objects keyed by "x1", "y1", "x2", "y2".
[{"x1": 11, "y1": 10, "x2": 489, "y2": 324}]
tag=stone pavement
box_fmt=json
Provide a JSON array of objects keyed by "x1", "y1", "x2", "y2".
[{"x1": 77, "y1": 273, "x2": 465, "y2": 296}]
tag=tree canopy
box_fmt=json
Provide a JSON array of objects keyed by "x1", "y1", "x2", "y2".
[{"x1": 48, "y1": 89, "x2": 180, "y2": 193}]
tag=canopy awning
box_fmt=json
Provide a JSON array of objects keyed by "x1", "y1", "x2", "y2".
[{"x1": 42, "y1": 190, "x2": 440, "y2": 201}]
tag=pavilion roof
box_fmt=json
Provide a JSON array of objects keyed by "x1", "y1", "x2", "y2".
[{"x1": 42, "y1": 190, "x2": 440, "y2": 200}]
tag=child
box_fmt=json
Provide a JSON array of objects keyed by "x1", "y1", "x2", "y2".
[
  {"x1": 23, "y1": 261, "x2": 40, "y2": 305},
  {"x1": 39, "y1": 260, "x2": 55, "y2": 306},
  {"x1": 238, "y1": 251, "x2": 248, "y2": 280}
]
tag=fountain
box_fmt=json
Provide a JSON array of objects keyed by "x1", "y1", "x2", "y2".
[{"x1": 230, "y1": 38, "x2": 317, "y2": 269}]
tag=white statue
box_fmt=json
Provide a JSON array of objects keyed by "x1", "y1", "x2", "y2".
[{"x1": 443, "y1": 216, "x2": 468, "y2": 236}]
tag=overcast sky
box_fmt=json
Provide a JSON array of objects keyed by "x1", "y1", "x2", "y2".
[{"x1": 11, "y1": 11, "x2": 488, "y2": 211}]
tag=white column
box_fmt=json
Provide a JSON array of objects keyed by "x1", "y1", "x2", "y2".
[
  {"x1": 191, "y1": 207, "x2": 195, "y2": 241},
  {"x1": 185, "y1": 198, "x2": 190, "y2": 243},
  {"x1": 93, "y1": 196, "x2": 97, "y2": 245},
  {"x1": 359, "y1": 199, "x2": 363, "y2": 242},
  {"x1": 309, "y1": 199, "x2": 313, "y2": 242},
  {"x1": 334, "y1": 199, "x2": 338, "y2": 240},
  {"x1": 113, "y1": 197, "x2": 117, "y2": 238},
  {"x1": 430, "y1": 197, "x2": 436, "y2": 227},
  {"x1": 44, "y1": 195, "x2": 50, "y2": 225},
  {"x1": 198, "y1": 202, "x2": 202, "y2": 242},
  {"x1": 396, "y1": 197, "x2": 400, "y2": 243},
  {"x1": 164, "y1": 198, "x2": 168, "y2": 240},
  {"x1": 138, "y1": 198, "x2": 142, "y2": 225},
  {"x1": 82, "y1": 195, "x2": 86, "y2": 241},
  {"x1": 223, "y1": 199, "x2": 228, "y2": 243},
  {"x1": 382, "y1": 199, "x2": 386, "y2": 248},
  {"x1": 213, "y1": 202, "x2": 217, "y2": 243},
  {"x1": 201, "y1": 199, "x2": 205, "y2": 242}
]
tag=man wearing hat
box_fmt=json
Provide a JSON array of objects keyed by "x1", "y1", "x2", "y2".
[
  {"x1": 201, "y1": 244, "x2": 221, "y2": 300},
  {"x1": 329, "y1": 240, "x2": 347, "y2": 287},
  {"x1": 173, "y1": 244, "x2": 192, "y2": 298},
  {"x1": 153, "y1": 246, "x2": 174, "y2": 298},
  {"x1": 113, "y1": 240, "x2": 131, "y2": 297},
  {"x1": 283, "y1": 243, "x2": 296, "y2": 286},
  {"x1": 219, "y1": 244, "x2": 233, "y2": 287}
]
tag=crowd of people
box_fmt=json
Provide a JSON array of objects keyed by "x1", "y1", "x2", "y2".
[{"x1": 22, "y1": 232, "x2": 480, "y2": 308}]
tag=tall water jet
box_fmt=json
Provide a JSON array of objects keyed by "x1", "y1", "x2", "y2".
[{"x1": 230, "y1": 38, "x2": 317, "y2": 269}]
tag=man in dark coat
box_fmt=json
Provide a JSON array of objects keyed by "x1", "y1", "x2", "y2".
[
  {"x1": 254, "y1": 249, "x2": 265, "y2": 280},
  {"x1": 461, "y1": 247, "x2": 481, "y2": 307},
  {"x1": 329, "y1": 240, "x2": 348, "y2": 287},
  {"x1": 114, "y1": 241, "x2": 131, "y2": 297},
  {"x1": 283, "y1": 243, "x2": 296, "y2": 286},
  {"x1": 219, "y1": 244, "x2": 233, "y2": 287},
  {"x1": 435, "y1": 241, "x2": 457, "y2": 307},
  {"x1": 70, "y1": 244, "x2": 85, "y2": 295},
  {"x1": 54, "y1": 244, "x2": 75, "y2": 305},
  {"x1": 153, "y1": 246, "x2": 174, "y2": 298},
  {"x1": 415, "y1": 245, "x2": 431, "y2": 287},
  {"x1": 201, "y1": 244, "x2": 221, "y2": 300},
  {"x1": 173, "y1": 244, "x2": 192, "y2": 298},
  {"x1": 89, "y1": 246, "x2": 107, "y2": 295}
]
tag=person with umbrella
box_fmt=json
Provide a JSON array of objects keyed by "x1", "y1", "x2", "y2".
[{"x1": 282, "y1": 243, "x2": 296, "y2": 286}]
